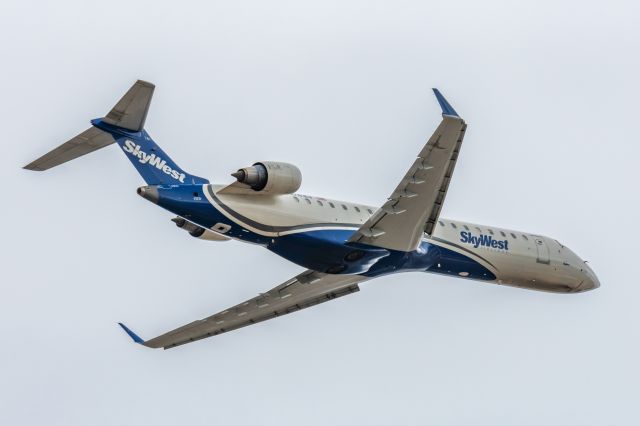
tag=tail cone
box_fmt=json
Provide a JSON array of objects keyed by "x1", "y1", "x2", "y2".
[{"x1": 137, "y1": 186, "x2": 159, "y2": 204}]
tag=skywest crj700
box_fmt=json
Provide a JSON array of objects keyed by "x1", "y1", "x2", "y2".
[{"x1": 25, "y1": 81, "x2": 600, "y2": 349}]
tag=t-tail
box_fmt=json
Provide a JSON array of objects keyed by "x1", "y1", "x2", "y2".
[{"x1": 24, "y1": 80, "x2": 208, "y2": 185}]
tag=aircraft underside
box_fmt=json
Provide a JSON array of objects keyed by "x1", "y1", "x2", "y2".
[{"x1": 24, "y1": 80, "x2": 599, "y2": 349}]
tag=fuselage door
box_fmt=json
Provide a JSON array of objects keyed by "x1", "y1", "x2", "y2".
[{"x1": 533, "y1": 236, "x2": 550, "y2": 264}]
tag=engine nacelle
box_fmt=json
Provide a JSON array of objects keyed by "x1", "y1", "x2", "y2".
[
  {"x1": 172, "y1": 217, "x2": 230, "y2": 242},
  {"x1": 231, "y1": 161, "x2": 302, "y2": 194}
]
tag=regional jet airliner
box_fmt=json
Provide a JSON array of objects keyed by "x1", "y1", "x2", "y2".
[{"x1": 24, "y1": 81, "x2": 600, "y2": 349}]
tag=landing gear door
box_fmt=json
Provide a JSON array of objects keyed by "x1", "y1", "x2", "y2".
[{"x1": 533, "y1": 236, "x2": 550, "y2": 264}]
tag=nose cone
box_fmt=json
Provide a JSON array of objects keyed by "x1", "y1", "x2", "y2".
[
  {"x1": 137, "y1": 185, "x2": 159, "y2": 204},
  {"x1": 576, "y1": 264, "x2": 600, "y2": 292}
]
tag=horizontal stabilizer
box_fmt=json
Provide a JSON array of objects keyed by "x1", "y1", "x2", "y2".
[
  {"x1": 118, "y1": 322, "x2": 145, "y2": 344},
  {"x1": 103, "y1": 80, "x2": 155, "y2": 132},
  {"x1": 23, "y1": 126, "x2": 115, "y2": 171}
]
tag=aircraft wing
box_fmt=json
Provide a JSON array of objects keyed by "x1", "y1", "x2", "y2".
[
  {"x1": 119, "y1": 270, "x2": 366, "y2": 349},
  {"x1": 348, "y1": 89, "x2": 467, "y2": 252}
]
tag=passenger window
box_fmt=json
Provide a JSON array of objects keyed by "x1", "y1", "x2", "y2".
[
  {"x1": 293, "y1": 196, "x2": 300, "y2": 203},
  {"x1": 367, "y1": 208, "x2": 373, "y2": 214},
  {"x1": 500, "y1": 231, "x2": 506, "y2": 237},
  {"x1": 510, "y1": 233, "x2": 517, "y2": 239},
  {"x1": 463, "y1": 225, "x2": 469, "y2": 231},
  {"x1": 329, "y1": 202, "x2": 335, "y2": 208},
  {"x1": 522, "y1": 234, "x2": 529, "y2": 241},
  {"x1": 341, "y1": 204, "x2": 347, "y2": 210},
  {"x1": 475, "y1": 226, "x2": 482, "y2": 232},
  {"x1": 354, "y1": 206, "x2": 361, "y2": 213},
  {"x1": 488, "y1": 229, "x2": 494, "y2": 235},
  {"x1": 451, "y1": 223, "x2": 457, "y2": 229},
  {"x1": 317, "y1": 200, "x2": 323, "y2": 206},
  {"x1": 305, "y1": 199, "x2": 311, "y2": 205},
  {"x1": 439, "y1": 221, "x2": 445, "y2": 227}
]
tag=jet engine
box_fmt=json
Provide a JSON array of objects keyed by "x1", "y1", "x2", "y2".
[
  {"x1": 172, "y1": 217, "x2": 230, "y2": 241},
  {"x1": 231, "y1": 161, "x2": 302, "y2": 194}
]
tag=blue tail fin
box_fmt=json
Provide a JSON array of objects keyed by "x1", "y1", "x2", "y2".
[
  {"x1": 92, "y1": 80, "x2": 208, "y2": 185},
  {"x1": 92, "y1": 118, "x2": 208, "y2": 185},
  {"x1": 24, "y1": 80, "x2": 208, "y2": 185}
]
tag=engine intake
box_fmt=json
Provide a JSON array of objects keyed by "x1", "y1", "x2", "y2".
[{"x1": 231, "y1": 161, "x2": 301, "y2": 194}]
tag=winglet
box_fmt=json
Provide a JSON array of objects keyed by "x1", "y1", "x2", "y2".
[
  {"x1": 118, "y1": 322, "x2": 145, "y2": 344},
  {"x1": 432, "y1": 88, "x2": 459, "y2": 117}
]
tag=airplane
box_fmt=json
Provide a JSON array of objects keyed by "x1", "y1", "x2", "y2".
[{"x1": 24, "y1": 80, "x2": 600, "y2": 350}]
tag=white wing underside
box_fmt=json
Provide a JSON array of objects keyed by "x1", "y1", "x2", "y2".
[{"x1": 348, "y1": 114, "x2": 466, "y2": 252}]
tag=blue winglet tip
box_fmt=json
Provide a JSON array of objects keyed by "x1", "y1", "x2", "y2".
[
  {"x1": 432, "y1": 88, "x2": 459, "y2": 117},
  {"x1": 118, "y1": 322, "x2": 145, "y2": 344}
]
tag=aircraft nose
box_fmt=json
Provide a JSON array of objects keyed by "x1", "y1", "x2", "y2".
[
  {"x1": 587, "y1": 272, "x2": 600, "y2": 290},
  {"x1": 576, "y1": 264, "x2": 600, "y2": 292},
  {"x1": 137, "y1": 185, "x2": 159, "y2": 204}
]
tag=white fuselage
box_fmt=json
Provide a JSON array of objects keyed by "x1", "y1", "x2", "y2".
[{"x1": 205, "y1": 185, "x2": 599, "y2": 293}]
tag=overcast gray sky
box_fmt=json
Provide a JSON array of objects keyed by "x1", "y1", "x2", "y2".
[{"x1": 2, "y1": 1, "x2": 639, "y2": 424}]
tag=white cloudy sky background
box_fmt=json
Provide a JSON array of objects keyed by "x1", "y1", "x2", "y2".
[{"x1": 1, "y1": 1, "x2": 639, "y2": 425}]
